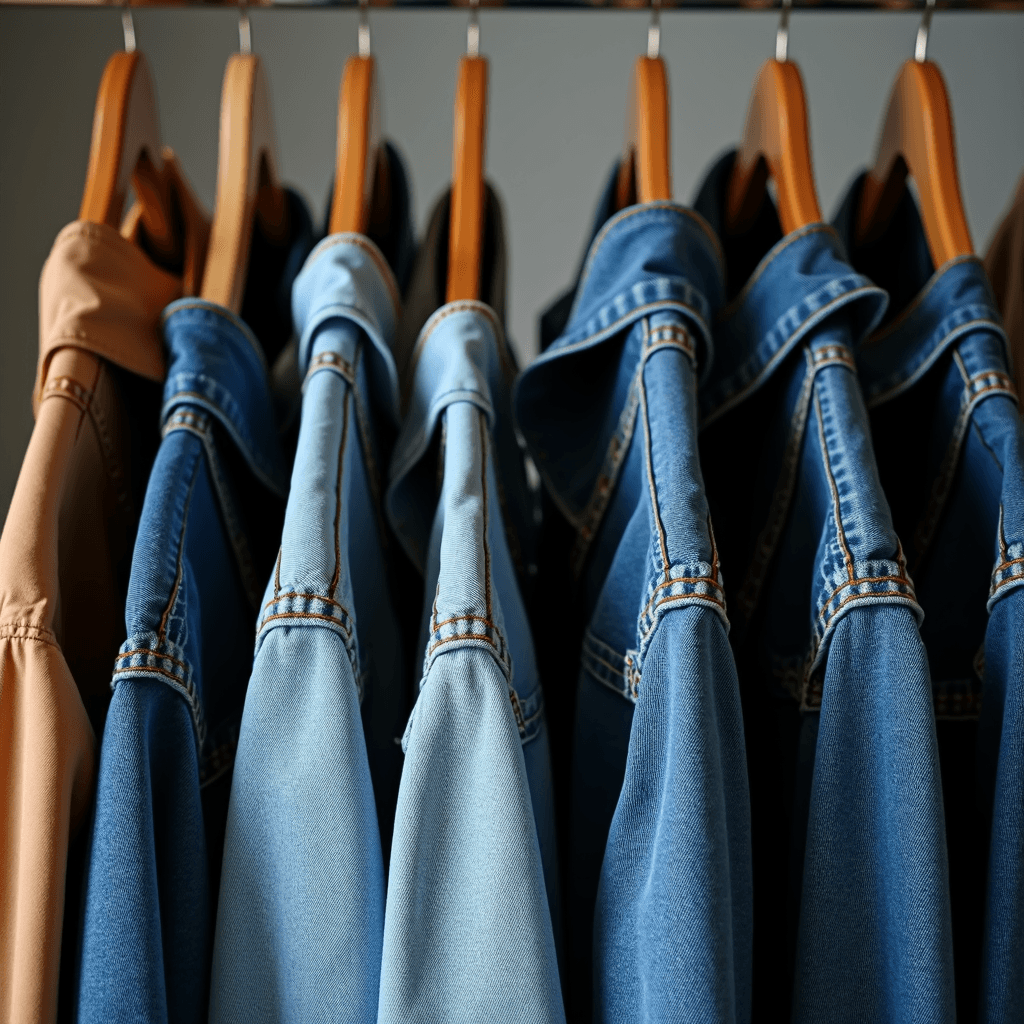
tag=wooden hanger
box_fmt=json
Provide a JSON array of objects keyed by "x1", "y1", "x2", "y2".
[
  {"x1": 614, "y1": 6, "x2": 671, "y2": 210},
  {"x1": 725, "y1": 3, "x2": 822, "y2": 237},
  {"x1": 79, "y1": 22, "x2": 179, "y2": 264},
  {"x1": 330, "y1": 3, "x2": 383, "y2": 236},
  {"x1": 446, "y1": 3, "x2": 488, "y2": 304},
  {"x1": 855, "y1": 5, "x2": 972, "y2": 266},
  {"x1": 201, "y1": 13, "x2": 288, "y2": 313}
]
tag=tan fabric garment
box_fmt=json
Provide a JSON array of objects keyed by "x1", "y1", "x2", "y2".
[
  {"x1": 985, "y1": 173, "x2": 1024, "y2": 406},
  {"x1": 0, "y1": 152, "x2": 208, "y2": 1024}
]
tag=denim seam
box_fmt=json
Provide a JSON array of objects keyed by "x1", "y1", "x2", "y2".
[
  {"x1": 910, "y1": 356, "x2": 1016, "y2": 570},
  {"x1": 256, "y1": 594, "x2": 359, "y2": 681},
  {"x1": 303, "y1": 350, "x2": 356, "y2": 389},
  {"x1": 304, "y1": 231, "x2": 402, "y2": 320},
  {"x1": 330, "y1": 386, "x2": 352, "y2": 600},
  {"x1": 735, "y1": 348, "x2": 816, "y2": 623},
  {"x1": 580, "y1": 629, "x2": 632, "y2": 701},
  {"x1": 165, "y1": 408, "x2": 264, "y2": 610},
  {"x1": 989, "y1": 505, "x2": 1024, "y2": 609},
  {"x1": 864, "y1": 314, "x2": 1007, "y2": 407},
  {"x1": 569, "y1": 359, "x2": 642, "y2": 577},
  {"x1": 162, "y1": 301, "x2": 269, "y2": 375},
  {"x1": 814, "y1": 385, "x2": 856, "y2": 583},
  {"x1": 702, "y1": 284, "x2": 884, "y2": 428},
  {"x1": 112, "y1": 642, "x2": 204, "y2": 745},
  {"x1": 572, "y1": 202, "x2": 725, "y2": 314},
  {"x1": 403, "y1": 301, "x2": 512, "y2": 413}
]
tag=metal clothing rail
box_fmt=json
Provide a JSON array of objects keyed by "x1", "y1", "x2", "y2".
[{"x1": 3, "y1": 0, "x2": 1023, "y2": 10}]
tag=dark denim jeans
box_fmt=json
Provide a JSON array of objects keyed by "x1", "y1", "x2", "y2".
[
  {"x1": 693, "y1": 151, "x2": 955, "y2": 1023},
  {"x1": 75, "y1": 197, "x2": 312, "y2": 1024},
  {"x1": 835, "y1": 175, "x2": 1024, "y2": 1023},
  {"x1": 521, "y1": 174, "x2": 753, "y2": 1023}
]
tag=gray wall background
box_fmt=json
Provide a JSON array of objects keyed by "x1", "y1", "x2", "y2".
[{"x1": 1, "y1": 6, "x2": 1022, "y2": 517}]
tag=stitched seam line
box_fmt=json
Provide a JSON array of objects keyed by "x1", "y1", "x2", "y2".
[
  {"x1": 260, "y1": 609, "x2": 354, "y2": 632},
  {"x1": 814, "y1": 384, "x2": 854, "y2": 582},
  {"x1": 264, "y1": 590, "x2": 352, "y2": 613},
  {"x1": 479, "y1": 410, "x2": 493, "y2": 622},
  {"x1": 638, "y1": 322, "x2": 671, "y2": 582},
  {"x1": 735, "y1": 350, "x2": 815, "y2": 621},
  {"x1": 814, "y1": 574, "x2": 915, "y2": 623},
  {"x1": 330, "y1": 386, "x2": 351, "y2": 599},
  {"x1": 427, "y1": 631, "x2": 498, "y2": 656},
  {"x1": 158, "y1": 453, "x2": 201, "y2": 639},
  {"x1": 639, "y1": 573, "x2": 727, "y2": 623}
]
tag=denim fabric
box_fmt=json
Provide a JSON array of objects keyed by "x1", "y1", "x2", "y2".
[
  {"x1": 75, "y1": 198, "x2": 313, "y2": 1024},
  {"x1": 209, "y1": 233, "x2": 409, "y2": 1023},
  {"x1": 382, "y1": 296, "x2": 562, "y2": 1023},
  {"x1": 520, "y1": 187, "x2": 753, "y2": 1024},
  {"x1": 694, "y1": 151, "x2": 955, "y2": 1022},
  {"x1": 835, "y1": 176, "x2": 1024, "y2": 1024}
]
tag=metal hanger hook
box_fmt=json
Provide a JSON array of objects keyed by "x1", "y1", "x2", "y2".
[
  {"x1": 238, "y1": 1, "x2": 252, "y2": 55},
  {"x1": 914, "y1": 0, "x2": 936, "y2": 63},
  {"x1": 467, "y1": 0, "x2": 480, "y2": 58},
  {"x1": 358, "y1": 0, "x2": 371, "y2": 57},
  {"x1": 775, "y1": 0, "x2": 792, "y2": 63},
  {"x1": 647, "y1": 0, "x2": 661, "y2": 61},
  {"x1": 121, "y1": 2, "x2": 136, "y2": 52}
]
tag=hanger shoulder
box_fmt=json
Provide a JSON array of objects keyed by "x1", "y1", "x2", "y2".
[
  {"x1": 616, "y1": 55, "x2": 672, "y2": 210},
  {"x1": 330, "y1": 54, "x2": 380, "y2": 236},
  {"x1": 447, "y1": 54, "x2": 488, "y2": 304},
  {"x1": 726, "y1": 57, "x2": 822, "y2": 236},
  {"x1": 201, "y1": 53, "x2": 287, "y2": 313},
  {"x1": 857, "y1": 59, "x2": 972, "y2": 266},
  {"x1": 79, "y1": 50, "x2": 177, "y2": 259}
]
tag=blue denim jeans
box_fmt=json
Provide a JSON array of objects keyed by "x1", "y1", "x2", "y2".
[
  {"x1": 521, "y1": 178, "x2": 753, "y2": 1024},
  {"x1": 209, "y1": 233, "x2": 410, "y2": 1023},
  {"x1": 835, "y1": 175, "x2": 1024, "y2": 1023},
  {"x1": 382, "y1": 290, "x2": 563, "y2": 1022},
  {"x1": 693, "y1": 151, "x2": 955, "y2": 1023},
  {"x1": 74, "y1": 198, "x2": 312, "y2": 1024}
]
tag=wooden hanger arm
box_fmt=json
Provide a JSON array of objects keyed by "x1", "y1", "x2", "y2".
[
  {"x1": 330, "y1": 54, "x2": 380, "y2": 236},
  {"x1": 447, "y1": 54, "x2": 488, "y2": 304},
  {"x1": 615, "y1": 55, "x2": 672, "y2": 211},
  {"x1": 726, "y1": 58, "x2": 822, "y2": 236},
  {"x1": 857, "y1": 59, "x2": 972, "y2": 266},
  {"x1": 201, "y1": 53, "x2": 288, "y2": 312},
  {"x1": 79, "y1": 50, "x2": 177, "y2": 261}
]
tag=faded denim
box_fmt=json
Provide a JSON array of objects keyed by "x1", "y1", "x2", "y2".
[
  {"x1": 382, "y1": 291, "x2": 563, "y2": 1023},
  {"x1": 208, "y1": 233, "x2": 409, "y2": 1023},
  {"x1": 694, "y1": 151, "x2": 955, "y2": 1023},
  {"x1": 74, "y1": 197, "x2": 312, "y2": 1024},
  {"x1": 520, "y1": 182, "x2": 753, "y2": 1023},
  {"x1": 835, "y1": 176, "x2": 1024, "y2": 1024}
]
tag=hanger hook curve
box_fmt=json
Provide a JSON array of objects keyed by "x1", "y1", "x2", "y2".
[
  {"x1": 775, "y1": 0, "x2": 792, "y2": 63},
  {"x1": 358, "y1": 0, "x2": 371, "y2": 57},
  {"x1": 914, "y1": 0, "x2": 936, "y2": 63},
  {"x1": 121, "y1": 3, "x2": 136, "y2": 52},
  {"x1": 238, "y1": 1, "x2": 252, "y2": 55},
  {"x1": 647, "y1": 0, "x2": 661, "y2": 61},
  {"x1": 467, "y1": 0, "x2": 480, "y2": 58}
]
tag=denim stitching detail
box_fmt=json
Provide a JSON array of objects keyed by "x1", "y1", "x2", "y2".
[
  {"x1": 479, "y1": 411, "x2": 494, "y2": 623},
  {"x1": 305, "y1": 231, "x2": 403, "y2": 317},
  {"x1": 570, "y1": 361, "x2": 642, "y2": 577},
  {"x1": 735, "y1": 349, "x2": 815, "y2": 624},
  {"x1": 165, "y1": 407, "x2": 264, "y2": 610},
  {"x1": 865, "y1": 311, "x2": 1007, "y2": 407},
  {"x1": 911, "y1": 357, "x2": 1017, "y2": 570},
  {"x1": 639, "y1": 321, "x2": 672, "y2": 582},
  {"x1": 580, "y1": 630, "x2": 630, "y2": 698},
  {"x1": 256, "y1": 591, "x2": 359, "y2": 681},
  {"x1": 157, "y1": 450, "x2": 201, "y2": 640},
  {"x1": 113, "y1": 638, "x2": 204, "y2": 745},
  {"x1": 703, "y1": 282, "x2": 882, "y2": 428},
  {"x1": 814, "y1": 386, "x2": 855, "y2": 583},
  {"x1": 330, "y1": 386, "x2": 352, "y2": 599},
  {"x1": 303, "y1": 350, "x2": 355, "y2": 389},
  {"x1": 162, "y1": 301, "x2": 268, "y2": 374},
  {"x1": 989, "y1": 506, "x2": 1024, "y2": 609}
]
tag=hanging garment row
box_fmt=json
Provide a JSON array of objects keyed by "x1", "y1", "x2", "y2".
[{"x1": 1, "y1": 2, "x2": 1022, "y2": 1023}]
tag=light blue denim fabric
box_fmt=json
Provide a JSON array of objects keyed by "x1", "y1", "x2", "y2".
[
  {"x1": 694, "y1": 151, "x2": 955, "y2": 1023},
  {"x1": 74, "y1": 300, "x2": 293, "y2": 1024},
  {"x1": 208, "y1": 234, "x2": 409, "y2": 1023},
  {"x1": 834, "y1": 176, "x2": 1024, "y2": 1024},
  {"x1": 519, "y1": 194, "x2": 753, "y2": 1024},
  {"x1": 382, "y1": 298, "x2": 563, "y2": 1023}
]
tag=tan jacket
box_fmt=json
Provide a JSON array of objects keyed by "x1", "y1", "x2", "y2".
[
  {"x1": 0, "y1": 153, "x2": 208, "y2": 1024},
  {"x1": 985, "y1": 173, "x2": 1024, "y2": 406}
]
